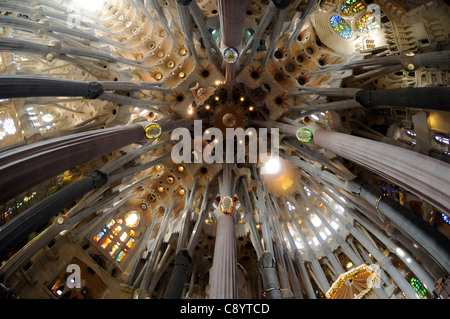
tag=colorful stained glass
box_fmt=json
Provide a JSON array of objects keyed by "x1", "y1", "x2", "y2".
[
  {"x1": 93, "y1": 228, "x2": 107, "y2": 242},
  {"x1": 129, "y1": 229, "x2": 136, "y2": 236},
  {"x1": 109, "y1": 242, "x2": 121, "y2": 256},
  {"x1": 126, "y1": 238, "x2": 135, "y2": 248},
  {"x1": 116, "y1": 218, "x2": 123, "y2": 224},
  {"x1": 101, "y1": 237, "x2": 112, "y2": 249},
  {"x1": 361, "y1": 12, "x2": 374, "y2": 23},
  {"x1": 352, "y1": 1, "x2": 366, "y2": 13},
  {"x1": 341, "y1": 5, "x2": 352, "y2": 16},
  {"x1": 120, "y1": 232, "x2": 128, "y2": 242},
  {"x1": 125, "y1": 211, "x2": 139, "y2": 228},
  {"x1": 112, "y1": 225, "x2": 122, "y2": 235},
  {"x1": 367, "y1": 20, "x2": 380, "y2": 30},
  {"x1": 355, "y1": 21, "x2": 366, "y2": 32},
  {"x1": 442, "y1": 213, "x2": 450, "y2": 225},
  {"x1": 116, "y1": 250, "x2": 127, "y2": 262},
  {"x1": 345, "y1": 0, "x2": 357, "y2": 5},
  {"x1": 330, "y1": 15, "x2": 353, "y2": 39},
  {"x1": 106, "y1": 219, "x2": 115, "y2": 229},
  {"x1": 410, "y1": 277, "x2": 427, "y2": 298}
]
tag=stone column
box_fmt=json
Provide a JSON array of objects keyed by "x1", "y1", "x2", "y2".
[
  {"x1": 310, "y1": 128, "x2": 450, "y2": 272},
  {"x1": 312, "y1": 128, "x2": 450, "y2": 215},
  {"x1": 258, "y1": 252, "x2": 283, "y2": 299},
  {"x1": 0, "y1": 170, "x2": 107, "y2": 259},
  {"x1": 355, "y1": 87, "x2": 450, "y2": 112},
  {"x1": 209, "y1": 164, "x2": 238, "y2": 299},
  {"x1": 218, "y1": 0, "x2": 248, "y2": 86},
  {"x1": 0, "y1": 122, "x2": 151, "y2": 203},
  {"x1": 163, "y1": 249, "x2": 192, "y2": 299}
]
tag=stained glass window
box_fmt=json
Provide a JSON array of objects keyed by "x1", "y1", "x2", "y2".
[
  {"x1": 352, "y1": 1, "x2": 366, "y2": 13},
  {"x1": 355, "y1": 22, "x2": 366, "y2": 32},
  {"x1": 101, "y1": 236, "x2": 112, "y2": 249},
  {"x1": 361, "y1": 12, "x2": 374, "y2": 23},
  {"x1": 125, "y1": 211, "x2": 139, "y2": 228},
  {"x1": 345, "y1": 0, "x2": 357, "y2": 5},
  {"x1": 106, "y1": 219, "x2": 115, "y2": 229},
  {"x1": 126, "y1": 238, "x2": 135, "y2": 248},
  {"x1": 330, "y1": 15, "x2": 353, "y2": 39},
  {"x1": 341, "y1": 5, "x2": 352, "y2": 16},
  {"x1": 442, "y1": 213, "x2": 450, "y2": 225},
  {"x1": 367, "y1": 20, "x2": 381, "y2": 30},
  {"x1": 93, "y1": 213, "x2": 140, "y2": 263},
  {"x1": 94, "y1": 228, "x2": 107, "y2": 242},
  {"x1": 410, "y1": 277, "x2": 427, "y2": 298},
  {"x1": 112, "y1": 225, "x2": 122, "y2": 235}
]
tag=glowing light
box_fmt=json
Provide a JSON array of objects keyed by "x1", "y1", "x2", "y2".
[
  {"x1": 310, "y1": 214, "x2": 322, "y2": 227},
  {"x1": 42, "y1": 114, "x2": 54, "y2": 123},
  {"x1": 346, "y1": 262, "x2": 353, "y2": 269},
  {"x1": 261, "y1": 156, "x2": 281, "y2": 175},
  {"x1": 101, "y1": 237, "x2": 112, "y2": 249},
  {"x1": 120, "y1": 232, "x2": 128, "y2": 242},
  {"x1": 116, "y1": 250, "x2": 127, "y2": 262},
  {"x1": 106, "y1": 219, "x2": 115, "y2": 229},
  {"x1": 125, "y1": 211, "x2": 139, "y2": 228},
  {"x1": 112, "y1": 226, "x2": 122, "y2": 235},
  {"x1": 3, "y1": 118, "x2": 16, "y2": 135},
  {"x1": 126, "y1": 238, "x2": 135, "y2": 248}
]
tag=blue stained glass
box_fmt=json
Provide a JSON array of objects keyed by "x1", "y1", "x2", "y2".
[{"x1": 330, "y1": 15, "x2": 353, "y2": 39}]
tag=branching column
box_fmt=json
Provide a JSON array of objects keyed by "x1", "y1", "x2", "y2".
[{"x1": 311, "y1": 128, "x2": 450, "y2": 272}]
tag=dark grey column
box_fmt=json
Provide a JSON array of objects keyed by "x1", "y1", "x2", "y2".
[
  {"x1": 0, "y1": 75, "x2": 103, "y2": 99},
  {"x1": 258, "y1": 251, "x2": 283, "y2": 299},
  {"x1": 0, "y1": 170, "x2": 107, "y2": 259},
  {"x1": 163, "y1": 249, "x2": 192, "y2": 299},
  {"x1": 355, "y1": 87, "x2": 450, "y2": 112},
  {"x1": 0, "y1": 122, "x2": 150, "y2": 203}
]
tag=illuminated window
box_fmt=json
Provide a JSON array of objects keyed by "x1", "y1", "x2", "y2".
[
  {"x1": 341, "y1": 5, "x2": 352, "y2": 16},
  {"x1": 106, "y1": 219, "x2": 115, "y2": 229},
  {"x1": 125, "y1": 211, "x2": 139, "y2": 228},
  {"x1": 101, "y1": 236, "x2": 112, "y2": 249},
  {"x1": 434, "y1": 135, "x2": 450, "y2": 145},
  {"x1": 355, "y1": 21, "x2": 366, "y2": 32},
  {"x1": 345, "y1": 0, "x2": 357, "y2": 5},
  {"x1": 93, "y1": 213, "x2": 140, "y2": 263},
  {"x1": 116, "y1": 250, "x2": 127, "y2": 262},
  {"x1": 330, "y1": 15, "x2": 353, "y2": 39},
  {"x1": 368, "y1": 18, "x2": 380, "y2": 30},
  {"x1": 352, "y1": 1, "x2": 366, "y2": 13},
  {"x1": 410, "y1": 277, "x2": 427, "y2": 298},
  {"x1": 361, "y1": 12, "x2": 374, "y2": 23},
  {"x1": 109, "y1": 242, "x2": 121, "y2": 257},
  {"x1": 94, "y1": 228, "x2": 107, "y2": 242},
  {"x1": 112, "y1": 225, "x2": 122, "y2": 235},
  {"x1": 442, "y1": 213, "x2": 450, "y2": 225},
  {"x1": 3, "y1": 118, "x2": 16, "y2": 135},
  {"x1": 126, "y1": 238, "x2": 135, "y2": 248},
  {"x1": 406, "y1": 130, "x2": 417, "y2": 137}
]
